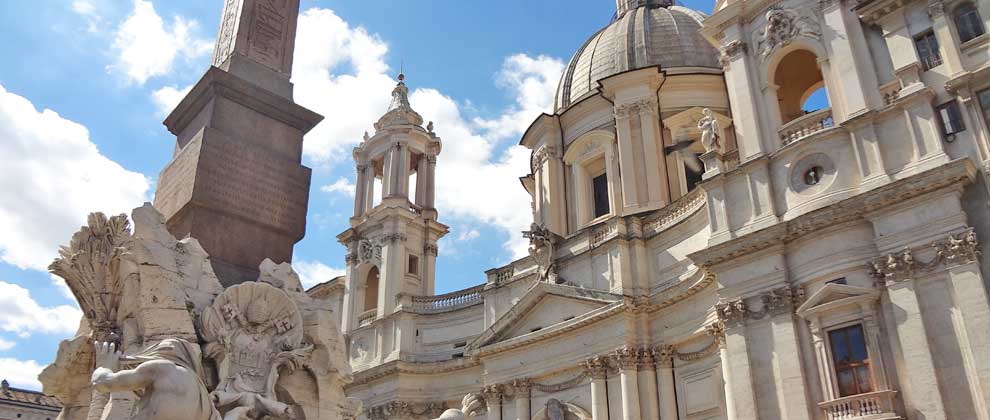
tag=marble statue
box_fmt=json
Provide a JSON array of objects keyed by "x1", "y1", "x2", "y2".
[
  {"x1": 201, "y1": 282, "x2": 310, "y2": 420},
  {"x1": 90, "y1": 340, "x2": 220, "y2": 420},
  {"x1": 524, "y1": 223, "x2": 560, "y2": 284},
  {"x1": 430, "y1": 394, "x2": 483, "y2": 420},
  {"x1": 698, "y1": 108, "x2": 721, "y2": 153}
]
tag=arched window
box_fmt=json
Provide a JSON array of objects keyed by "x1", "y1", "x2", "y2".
[
  {"x1": 955, "y1": 2, "x2": 986, "y2": 43},
  {"x1": 364, "y1": 266, "x2": 379, "y2": 311},
  {"x1": 773, "y1": 49, "x2": 831, "y2": 125}
]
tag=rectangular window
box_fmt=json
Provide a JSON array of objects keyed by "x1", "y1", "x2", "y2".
[
  {"x1": 407, "y1": 254, "x2": 419, "y2": 275},
  {"x1": 829, "y1": 324, "x2": 873, "y2": 397},
  {"x1": 592, "y1": 173, "x2": 610, "y2": 218},
  {"x1": 978, "y1": 89, "x2": 990, "y2": 129},
  {"x1": 915, "y1": 31, "x2": 942, "y2": 71},
  {"x1": 936, "y1": 101, "x2": 966, "y2": 136}
]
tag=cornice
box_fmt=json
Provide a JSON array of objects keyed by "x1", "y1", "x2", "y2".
[{"x1": 689, "y1": 158, "x2": 977, "y2": 267}]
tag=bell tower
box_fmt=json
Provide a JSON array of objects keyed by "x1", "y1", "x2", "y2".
[{"x1": 337, "y1": 74, "x2": 447, "y2": 335}]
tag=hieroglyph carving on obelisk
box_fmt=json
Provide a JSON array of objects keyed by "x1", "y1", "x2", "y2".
[{"x1": 212, "y1": 0, "x2": 299, "y2": 75}]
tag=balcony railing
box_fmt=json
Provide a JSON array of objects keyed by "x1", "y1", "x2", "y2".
[
  {"x1": 779, "y1": 107, "x2": 835, "y2": 145},
  {"x1": 357, "y1": 309, "x2": 376, "y2": 327},
  {"x1": 409, "y1": 284, "x2": 484, "y2": 313},
  {"x1": 819, "y1": 390, "x2": 898, "y2": 420}
]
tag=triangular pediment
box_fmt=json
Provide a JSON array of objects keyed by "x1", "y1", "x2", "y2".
[
  {"x1": 469, "y1": 282, "x2": 621, "y2": 350},
  {"x1": 796, "y1": 283, "x2": 879, "y2": 318}
]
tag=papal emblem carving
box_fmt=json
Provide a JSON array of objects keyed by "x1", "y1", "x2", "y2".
[{"x1": 202, "y1": 282, "x2": 312, "y2": 420}]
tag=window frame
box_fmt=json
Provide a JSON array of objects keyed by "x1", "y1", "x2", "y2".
[
  {"x1": 954, "y1": 2, "x2": 986, "y2": 44},
  {"x1": 826, "y1": 323, "x2": 875, "y2": 397},
  {"x1": 914, "y1": 30, "x2": 943, "y2": 71},
  {"x1": 976, "y1": 89, "x2": 990, "y2": 130},
  {"x1": 935, "y1": 100, "x2": 966, "y2": 137}
]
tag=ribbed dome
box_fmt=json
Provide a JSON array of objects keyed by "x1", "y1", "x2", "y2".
[{"x1": 554, "y1": 4, "x2": 720, "y2": 111}]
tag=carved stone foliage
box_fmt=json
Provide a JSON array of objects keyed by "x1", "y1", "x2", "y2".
[
  {"x1": 532, "y1": 145, "x2": 556, "y2": 172},
  {"x1": 349, "y1": 238, "x2": 382, "y2": 266},
  {"x1": 202, "y1": 282, "x2": 310, "y2": 419},
  {"x1": 870, "y1": 229, "x2": 981, "y2": 284},
  {"x1": 49, "y1": 212, "x2": 133, "y2": 342},
  {"x1": 613, "y1": 98, "x2": 658, "y2": 120},
  {"x1": 715, "y1": 286, "x2": 806, "y2": 327},
  {"x1": 719, "y1": 40, "x2": 747, "y2": 67},
  {"x1": 754, "y1": 7, "x2": 821, "y2": 60},
  {"x1": 582, "y1": 356, "x2": 609, "y2": 379},
  {"x1": 369, "y1": 401, "x2": 446, "y2": 420}
]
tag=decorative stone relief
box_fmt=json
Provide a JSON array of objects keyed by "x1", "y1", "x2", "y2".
[
  {"x1": 532, "y1": 145, "x2": 557, "y2": 172},
  {"x1": 652, "y1": 344, "x2": 675, "y2": 368},
  {"x1": 582, "y1": 356, "x2": 609, "y2": 379},
  {"x1": 870, "y1": 229, "x2": 981, "y2": 284},
  {"x1": 613, "y1": 346, "x2": 640, "y2": 370},
  {"x1": 523, "y1": 223, "x2": 561, "y2": 284},
  {"x1": 715, "y1": 286, "x2": 806, "y2": 327},
  {"x1": 754, "y1": 7, "x2": 821, "y2": 60},
  {"x1": 201, "y1": 282, "x2": 310, "y2": 419},
  {"x1": 353, "y1": 239, "x2": 382, "y2": 266},
  {"x1": 613, "y1": 98, "x2": 658, "y2": 120},
  {"x1": 481, "y1": 384, "x2": 504, "y2": 407},
  {"x1": 533, "y1": 399, "x2": 592, "y2": 420},
  {"x1": 928, "y1": 0, "x2": 945, "y2": 18}
]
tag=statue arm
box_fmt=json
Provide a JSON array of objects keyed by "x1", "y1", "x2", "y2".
[{"x1": 91, "y1": 363, "x2": 155, "y2": 393}]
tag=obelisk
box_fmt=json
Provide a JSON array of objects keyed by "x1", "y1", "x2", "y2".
[{"x1": 153, "y1": 0, "x2": 323, "y2": 286}]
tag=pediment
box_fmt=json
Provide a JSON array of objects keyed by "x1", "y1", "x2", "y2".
[
  {"x1": 469, "y1": 282, "x2": 620, "y2": 350},
  {"x1": 796, "y1": 283, "x2": 879, "y2": 319}
]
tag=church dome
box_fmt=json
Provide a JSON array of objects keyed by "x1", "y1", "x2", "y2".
[{"x1": 554, "y1": 1, "x2": 720, "y2": 111}]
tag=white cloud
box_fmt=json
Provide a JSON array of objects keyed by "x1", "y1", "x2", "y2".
[
  {"x1": 457, "y1": 228, "x2": 481, "y2": 242},
  {"x1": 292, "y1": 8, "x2": 397, "y2": 164},
  {"x1": 110, "y1": 0, "x2": 211, "y2": 84},
  {"x1": 321, "y1": 177, "x2": 356, "y2": 197},
  {"x1": 293, "y1": 260, "x2": 346, "y2": 290},
  {"x1": 290, "y1": 8, "x2": 563, "y2": 259},
  {"x1": 0, "y1": 84, "x2": 150, "y2": 271},
  {"x1": 0, "y1": 281, "x2": 81, "y2": 337},
  {"x1": 72, "y1": 0, "x2": 96, "y2": 16},
  {"x1": 151, "y1": 84, "x2": 192, "y2": 116},
  {"x1": 0, "y1": 338, "x2": 14, "y2": 351},
  {"x1": 0, "y1": 358, "x2": 45, "y2": 389}
]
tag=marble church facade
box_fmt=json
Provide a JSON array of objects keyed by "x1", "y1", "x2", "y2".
[{"x1": 314, "y1": 0, "x2": 990, "y2": 419}]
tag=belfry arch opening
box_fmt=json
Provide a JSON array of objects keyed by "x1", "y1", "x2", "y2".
[
  {"x1": 364, "y1": 266, "x2": 379, "y2": 311},
  {"x1": 773, "y1": 49, "x2": 830, "y2": 125}
]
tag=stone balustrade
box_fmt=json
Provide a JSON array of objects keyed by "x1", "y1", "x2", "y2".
[
  {"x1": 818, "y1": 390, "x2": 898, "y2": 420},
  {"x1": 408, "y1": 284, "x2": 484, "y2": 313},
  {"x1": 879, "y1": 81, "x2": 901, "y2": 105},
  {"x1": 779, "y1": 107, "x2": 835, "y2": 145},
  {"x1": 357, "y1": 309, "x2": 376, "y2": 327}
]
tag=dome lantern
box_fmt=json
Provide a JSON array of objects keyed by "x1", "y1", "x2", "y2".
[{"x1": 615, "y1": 0, "x2": 674, "y2": 17}]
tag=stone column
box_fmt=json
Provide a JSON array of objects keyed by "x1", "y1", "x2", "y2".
[
  {"x1": 584, "y1": 356, "x2": 610, "y2": 420},
  {"x1": 653, "y1": 345, "x2": 678, "y2": 420},
  {"x1": 395, "y1": 143, "x2": 409, "y2": 197},
  {"x1": 614, "y1": 104, "x2": 640, "y2": 210},
  {"x1": 808, "y1": 318, "x2": 838, "y2": 401},
  {"x1": 768, "y1": 298, "x2": 812, "y2": 420},
  {"x1": 363, "y1": 164, "x2": 375, "y2": 213},
  {"x1": 945, "y1": 257, "x2": 990, "y2": 416},
  {"x1": 847, "y1": 120, "x2": 889, "y2": 188},
  {"x1": 509, "y1": 379, "x2": 531, "y2": 420},
  {"x1": 482, "y1": 385, "x2": 503, "y2": 420},
  {"x1": 415, "y1": 156, "x2": 427, "y2": 207},
  {"x1": 718, "y1": 34, "x2": 765, "y2": 159},
  {"x1": 615, "y1": 347, "x2": 642, "y2": 420},
  {"x1": 822, "y1": 0, "x2": 882, "y2": 116},
  {"x1": 707, "y1": 322, "x2": 737, "y2": 420},
  {"x1": 716, "y1": 301, "x2": 760, "y2": 419},
  {"x1": 928, "y1": 0, "x2": 965, "y2": 76},
  {"x1": 571, "y1": 164, "x2": 590, "y2": 226},
  {"x1": 425, "y1": 154, "x2": 437, "y2": 210},
  {"x1": 638, "y1": 349, "x2": 660, "y2": 420},
  {"x1": 884, "y1": 277, "x2": 949, "y2": 419},
  {"x1": 353, "y1": 163, "x2": 368, "y2": 218}
]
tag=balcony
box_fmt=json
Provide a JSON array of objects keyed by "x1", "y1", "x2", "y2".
[
  {"x1": 357, "y1": 309, "x2": 376, "y2": 327},
  {"x1": 819, "y1": 390, "x2": 900, "y2": 420},
  {"x1": 779, "y1": 107, "x2": 835, "y2": 146},
  {"x1": 408, "y1": 284, "x2": 484, "y2": 314}
]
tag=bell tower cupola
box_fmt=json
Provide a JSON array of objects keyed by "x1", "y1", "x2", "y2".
[{"x1": 338, "y1": 73, "x2": 448, "y2": 335}]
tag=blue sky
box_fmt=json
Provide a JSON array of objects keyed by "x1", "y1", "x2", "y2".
[{"x1": 0, "y1": 0, "x2": 716, "y2": 389}]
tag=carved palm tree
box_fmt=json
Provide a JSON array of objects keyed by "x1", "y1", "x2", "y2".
[{"x1": 49, "y1": 212, "x2": 133, "y2": 343}]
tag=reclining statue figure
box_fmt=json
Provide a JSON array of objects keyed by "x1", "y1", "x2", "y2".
[{"x1": 91, "y1": 339, "x2": 221, "y2": 420}]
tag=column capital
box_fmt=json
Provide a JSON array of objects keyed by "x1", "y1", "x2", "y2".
[
  {"x1": 481, "y1": 384, "x2": 504, "y2": 405},
  {"x1": 613, "y1": 346, "x2": 640, "y2": 370},
  {"x1": 583, "y1": 355, "x2": 610, "y2": 379},
  {"x1": 506, "y1": 378, "x2": 531, "y2": 397},
  {"x1": 927, "y1": 0, "x2": 945, "y2": 18},
  {"x1": 652, "y1": 344, "x2": 674, "y2": 368}
]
